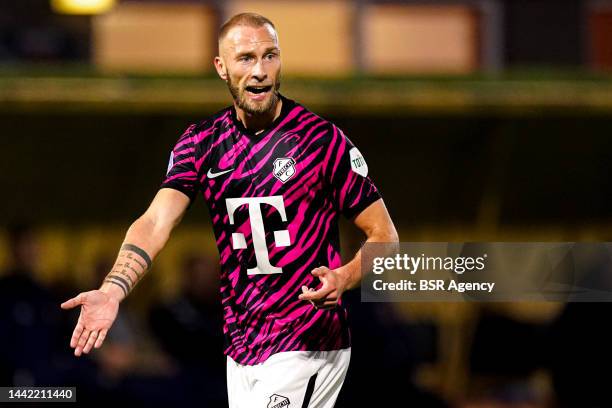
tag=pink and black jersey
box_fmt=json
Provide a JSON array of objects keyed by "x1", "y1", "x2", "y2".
[{"x1": 161, "y1": 95, "x2": 381, "y2": 365}]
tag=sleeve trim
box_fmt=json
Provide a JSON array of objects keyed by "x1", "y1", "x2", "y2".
[
  {"x1": 343, "y1": 192, "x2": 382, "y2": 220},
  {"x1": 159, "y1": 183, "x2": 197, "y2": 202}
]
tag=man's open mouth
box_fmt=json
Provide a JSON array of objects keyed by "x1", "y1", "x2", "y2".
[{"x1": 245, "y1": 85, "x2": 272, "y2": 94}]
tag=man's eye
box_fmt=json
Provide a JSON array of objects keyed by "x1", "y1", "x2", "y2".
[
  {"x1": 239, "y1": 56, "x2": 252, "y2": 62},
  {"x1": 265, "y1": 53, "x2": 277, "y2": 60}
]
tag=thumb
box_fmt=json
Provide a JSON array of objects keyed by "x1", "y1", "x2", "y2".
[
  {"x1": 311, "y1": 267, "x2": 327, "y2": 277},
  {"x1": 60, "y1": 293, "x2": 84, "y2": 310}
]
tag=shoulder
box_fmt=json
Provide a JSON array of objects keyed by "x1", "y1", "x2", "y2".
[
  {"x1": 287, "y1": 98, "x2": 344, "y2": 144},
  {"x1": 188, "y1": 106, "x2": 234, "y2": 145}
]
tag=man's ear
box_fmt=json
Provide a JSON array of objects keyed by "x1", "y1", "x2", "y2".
[{"x1": 214, "y1": 56, "x2": 227, "y2": 81}]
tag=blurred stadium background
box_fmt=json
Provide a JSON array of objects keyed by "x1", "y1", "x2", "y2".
[{"x1": 2, "y1": 0, "x2": 612, "y2": 406}]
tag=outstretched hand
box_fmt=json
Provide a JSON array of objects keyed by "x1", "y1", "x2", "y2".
[
  {"x1": 298, "y1": 266, "x2": 350, "y2": 310},
  {"x1": 60, "y1": 290, "x2": 120, "y2": 356}
]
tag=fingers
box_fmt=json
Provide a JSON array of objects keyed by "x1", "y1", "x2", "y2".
[
  {"x1": 70, "y1": 323, "x2": 84, "y2": 348},
  {"x1": 74, "y1": 329, "x2": 91, "y2": 357},
  {"x1": 312, "y1": 298, "x2": 338, "y2": 308},
  {"x1": 300, "y1": 286, "x2": 338, "y2": 309},
  {"x1": 310, "y1": 301, "x2": 338, "y2": 310},
  {"x1": 315, "y1": 297, "x2": 339, "y2": 309},
  {"x1": 94, "y1": 330, "x2": 108, "y2": 349},
  {"x1": 60, "y1": 293, "x2": 85, "y2": 310},
  {"x1": 299, "y1": 285, "x2": 333, "y2": 301},
  {"x1": 72, "y1": 326, "x2": 108, "y2": 355},
  {"x1": 298, "y1": 267, "x2": 332, "y2": 300},
  {"x1": 82, "y1": 331, "x2": 99, "y2": 354}
]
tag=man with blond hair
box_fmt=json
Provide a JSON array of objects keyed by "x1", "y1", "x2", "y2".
[{"x1": 62, "y1": 12, "x2": 398, "y2": 408}]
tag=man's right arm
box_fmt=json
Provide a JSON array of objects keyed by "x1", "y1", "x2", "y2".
[
  {"x1": 61, "y1": 188, "x2": 191, "y2": 356},
  {"x1": 99, "y1": 188, "x2": 191, "y2": 302}
]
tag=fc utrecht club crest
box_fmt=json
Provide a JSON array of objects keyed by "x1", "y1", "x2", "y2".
[
  {"x1": 273, "y1": 157, "x2": 296, "y2": 183},
  {"x1": 267, "y1": 394, "x2": 290, "y2": 408}
]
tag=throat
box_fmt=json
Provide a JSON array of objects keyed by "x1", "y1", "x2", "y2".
[{"x1": 235, "y1": 97, "x2": 283, "y2": 134}]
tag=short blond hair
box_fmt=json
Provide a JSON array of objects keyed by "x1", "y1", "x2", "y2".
[{"x1": 218, "y1": 12, "x2": 276, "y2": 43}]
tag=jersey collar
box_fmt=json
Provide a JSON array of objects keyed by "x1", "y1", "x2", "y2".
[{"x1": 229, "y1": 93, "x2": 295, "y2": 138}]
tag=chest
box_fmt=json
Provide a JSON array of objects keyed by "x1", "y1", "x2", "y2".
[{"x1": 202, "y1": 131, "x2": 323, "y2": 203}]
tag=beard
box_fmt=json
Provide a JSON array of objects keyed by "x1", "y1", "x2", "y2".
[{"x1": 227, "y1": 72, "x2": 281, "y2": 115}]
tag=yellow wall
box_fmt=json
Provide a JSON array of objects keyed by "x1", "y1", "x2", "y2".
[
  {"x1": 363, "y1": 5, "x2": 479, "y2": 74},
  {"x1": 90, "y1": 2, "x2": 482, "y2": 76},
  {"x1": 93, "y1": 3, "x2": 217, "y2": 73}
]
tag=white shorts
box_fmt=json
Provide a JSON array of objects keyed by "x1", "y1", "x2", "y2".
[{"x1": 226, "y1": 348, "x2": 351, "y2": 408}]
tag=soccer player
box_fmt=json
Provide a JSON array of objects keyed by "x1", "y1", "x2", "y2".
[{"x1": 61, "y1": 12, "x2": 398, "y2": 408}]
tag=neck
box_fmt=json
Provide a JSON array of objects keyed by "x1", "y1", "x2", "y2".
[{"x1": 234, "y1": 96, "x2": 283, "y2": 133}]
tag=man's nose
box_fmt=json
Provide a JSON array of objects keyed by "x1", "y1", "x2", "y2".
[{"x1": 251, "y1": 59, "x2": 267, "y2": 81}]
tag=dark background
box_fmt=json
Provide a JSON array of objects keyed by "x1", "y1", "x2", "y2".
[{"x1": 3, "y1": 1, "x2": 612, "y2": 407}]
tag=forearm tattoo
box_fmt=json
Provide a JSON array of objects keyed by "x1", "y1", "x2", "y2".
[{"x1": 103, "y1": 244, "x2": 153, "y2": 296}]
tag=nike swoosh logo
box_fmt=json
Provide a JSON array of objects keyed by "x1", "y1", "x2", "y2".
[{"x1": 207, "y1": 168, "x2": 234, "y2": 179}]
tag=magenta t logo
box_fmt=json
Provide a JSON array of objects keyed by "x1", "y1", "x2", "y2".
[{"x1": 225, "y1": 195, "x2": 291, "y2": 275}]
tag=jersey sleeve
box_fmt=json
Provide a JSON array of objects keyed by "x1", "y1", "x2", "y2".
[
  {"x1": 325, "y1": 125, "x2": 382, "y2": 219},
  {"x1": 160, "y1": 124, "x2": 199, "y2": 201}
]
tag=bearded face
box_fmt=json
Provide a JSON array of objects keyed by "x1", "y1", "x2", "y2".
[
  {"x1": 216, "y1": 24, "x2": 282, "y2": 117},
  {"x1": 226, "y1": 71, "x2": 281, "y2": 115}
]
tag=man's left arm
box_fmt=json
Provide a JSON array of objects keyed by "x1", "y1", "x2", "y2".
[{"x1": 299, "y1": 199, "x2": 398, "y2": 309}]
